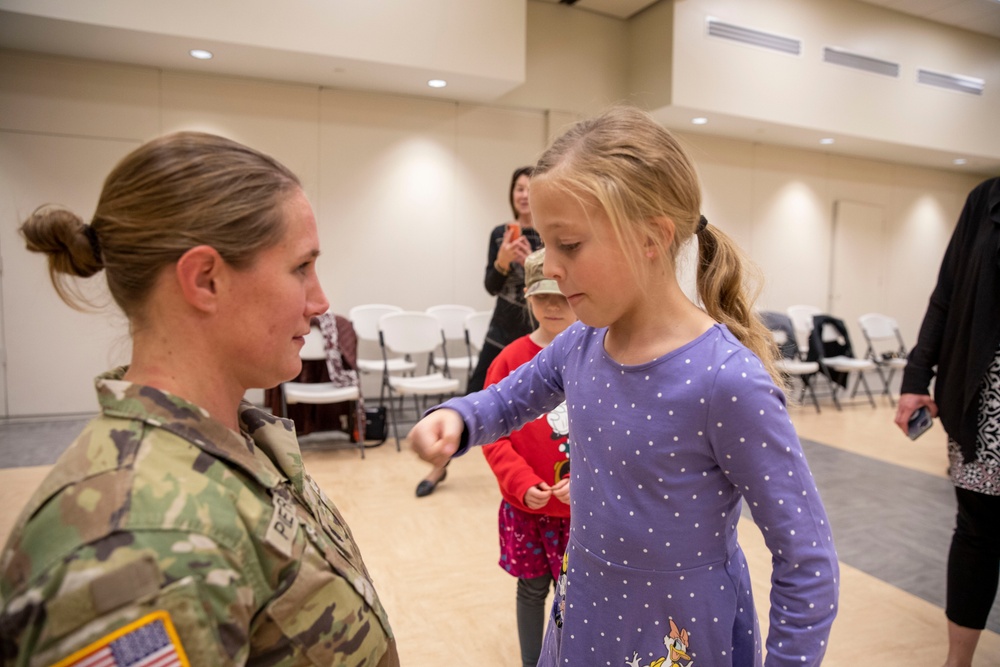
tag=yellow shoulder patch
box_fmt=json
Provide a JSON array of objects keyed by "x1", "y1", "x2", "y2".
[{"x1": 51, "y1": 610, "x2": 190, "y2": 667}]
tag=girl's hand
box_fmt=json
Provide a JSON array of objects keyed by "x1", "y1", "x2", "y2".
[
  {"x1": 407, "y1": 409, "x2": 464, "y2": 468},
  {"x1": 524, "y1": 482, "x2": 552, "y2": 510},
  {"x1": 551, "y1": 478, "x2": 570, "y2": 504},
  {"x1": 894, "y1": 393, "x2": 937, "y2": 437}
]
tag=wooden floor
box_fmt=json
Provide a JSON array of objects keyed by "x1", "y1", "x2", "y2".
[{"x1": 2, "y1": 399, "x2": 999, "y2": 666}]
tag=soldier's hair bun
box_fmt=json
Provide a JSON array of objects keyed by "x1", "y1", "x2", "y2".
[
  {"x1": 20, "y1": 205, "x2": 107, "y2": 311},
  {"x1": 21, "y1": 205, "x2": 104, "y2": 278}
]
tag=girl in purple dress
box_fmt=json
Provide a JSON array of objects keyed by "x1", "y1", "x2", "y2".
[{"x1": 408, "y1": 107, "x2": 838, "y2": 666}]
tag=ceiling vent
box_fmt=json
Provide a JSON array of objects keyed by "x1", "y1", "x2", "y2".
[
  {"x1": 823, "y1": 47, "x2": 899, "y2": 77},
  {"x1": 917, "y1": 69, "x2": 984, "y2": 96},
  {"x1": 706, "y1": 18, "x2": 801, "y2": 56}
]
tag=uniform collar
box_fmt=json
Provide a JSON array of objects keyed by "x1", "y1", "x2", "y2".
[{"x1": 97, "y1": 368, "x2": 304, "y2": 493}]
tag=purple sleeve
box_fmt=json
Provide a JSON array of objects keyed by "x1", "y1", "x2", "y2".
[
  {"x1": 706, "y1": 355, "x2": 839, "y2": 666},
  {"x1": 437, "y1": 325, "x2": 575, "y2": 451}
]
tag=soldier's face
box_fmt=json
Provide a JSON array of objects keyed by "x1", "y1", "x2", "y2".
[{"x1": 221, "y1": 188, "x2": 329, "y2": 390}]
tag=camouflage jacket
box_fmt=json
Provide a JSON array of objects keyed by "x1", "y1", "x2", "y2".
[{"x1": 0, "y1": 369, "x2": 398, "y2": 666}]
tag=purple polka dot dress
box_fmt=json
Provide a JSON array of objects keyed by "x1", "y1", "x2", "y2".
[{"x1": 442, "y1": 323, "x2": 838, "y2": 666}]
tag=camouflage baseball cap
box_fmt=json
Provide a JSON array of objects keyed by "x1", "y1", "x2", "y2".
[{"x1": 524, "y1": 248, "x2": 562, "y2": 297}]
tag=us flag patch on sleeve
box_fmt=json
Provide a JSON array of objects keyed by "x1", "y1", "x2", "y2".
[{"x1": 51, "y1": 610, "x2": 190, "y2": 667}]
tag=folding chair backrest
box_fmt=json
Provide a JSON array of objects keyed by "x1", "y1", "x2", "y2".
[
  {"x1": 811, "y1": 315, "x2": 854, "y2": 358},
  {"x1": 760, "y1": 310, "x2": 799, "y2": 359},
  {"x1": 379, "y1": 312, "x2": 443, "y2": 355},
  {"x1": 426, "y1": 305, "x2": 475, "y2": 341},
  {"x1": 858, "y1": 313, "x2": 899, "y2": 342},
  {"x1": 349, "y1": 304, "x2": 403, "y2": 342},
  {"x1": 465, "y1": 311, "x2": 492, "y2": 352},
  {"x1": 299, "y1": 325, "x2": 327, "y2": 361},
  {"x1": 787, "y1": 304, "x2": 822, "y2": 354}
]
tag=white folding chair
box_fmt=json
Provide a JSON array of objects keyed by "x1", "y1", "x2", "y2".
[
  {"x1": 770, "y1": 328, "x2": 822, "y2": 413},
  {"x1": 811, "y1": 316, "x2": 877, "y2": 410},
  {"x1": 348, "y1": 304, "x2": 416, "y2": 404},
  {"x1": 426, "y1": 304, "x2": 477, "y2": 382},
  {"x1": 857, "y1": 313, "x2": 908, "y2": 405},
  {"x1": 786, "y1": 304, "x2": 822, "y2": 358},
  {"x1": 378, "y1": 312, "x2": 461, "y2": 449},
  {"x1": 280, "y1": 326, "x2": 366, "y2": 457},
  {"x1": 464, "y1": 310, "x2": 492, "y2": 361}
]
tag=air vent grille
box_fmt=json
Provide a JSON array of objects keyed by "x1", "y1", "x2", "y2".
[
  {"x1": 918, "y1": 69, "x2": 984, "y2": 95},
  {"x1": 706, "y1": 19, "x2": 801, "y2": 56},
  {"x1": 823, "y1": 47, "x2": 899, "y2": 77}
]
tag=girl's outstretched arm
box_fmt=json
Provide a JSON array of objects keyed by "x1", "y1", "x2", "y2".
[{"x1": 407, "y1": 408, "x2": 464, "y2": 468}]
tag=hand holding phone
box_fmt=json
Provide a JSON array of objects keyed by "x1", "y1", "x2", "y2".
[
  {"x1": 907, "y1": 406, "x2": 933, "y2": 440},
  {"x1": 506, "y1": 223, "x2": 521, "y2": 241}
]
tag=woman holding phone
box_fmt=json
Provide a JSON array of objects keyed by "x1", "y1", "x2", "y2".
[
  {"x1": 896, "y1": 176, "x2": 1000, "y2": 667},
  {"x1": 415, "y1": 166, "x2": 541, "y2": 497}
]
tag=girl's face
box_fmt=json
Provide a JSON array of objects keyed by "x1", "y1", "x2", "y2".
[
  {"x1": 530, "y1": 180, "x2": 642, "y2": 330},
  {"x1": 528, "y1": 292, "x2": 575, "y2": 340},
  {"x1": 219, "y1": 188, "x2": 330, "y2": 390},
  {"x1": 512, "y1": 175, "x2": 532, "y2": 222}
]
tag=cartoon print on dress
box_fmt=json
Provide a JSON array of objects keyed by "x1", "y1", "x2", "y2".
[
  {"x1": 553, "y1": 549, "x2": 570, "y2": 628},
  {"x1": 543, "y1": 401, "x2": 571, "y2": 482},
  {"x1": 625, "y1": 618, "x2": 694, "y2": 667}
]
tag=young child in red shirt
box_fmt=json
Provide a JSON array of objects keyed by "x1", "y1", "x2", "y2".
[{"x1": 481, "y1": 247, "x2": 575, "y2": 667}]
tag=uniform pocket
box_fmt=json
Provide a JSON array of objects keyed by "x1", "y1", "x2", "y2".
[{"x1": 263, "y1": 538, "x2": 390, "y2": 666}]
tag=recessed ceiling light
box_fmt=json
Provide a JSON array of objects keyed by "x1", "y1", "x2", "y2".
[
  {"x1": 691, "y1": 117, "x2": 708, "y2": 125},
  {"x1": 189, "y1": 49, "x2": 213, "y2": 60},
  {"x1": 953, "y1": 158, "x2": 967, "y2": 165},
  {"x1": 819, "y1": 138, "x2": 835, "y2": 145},
  {"x1": 428, "y1": 79, "x2": 447, "y2": 88}
]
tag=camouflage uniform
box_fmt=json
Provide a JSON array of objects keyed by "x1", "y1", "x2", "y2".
[{"x1": 0, "y1": 368, "x2": 398, "y2": 666}]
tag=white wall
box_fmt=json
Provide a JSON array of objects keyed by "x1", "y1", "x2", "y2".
[
  {"x1": 0, "y1": 47, "x2": 986, "y2": 416},
  {"x1": 667, "y1": 0, "x2": 1000, "y2": 161},
  {"x1": 497, "y1": 1, "x2": 630, "y2": 114},
  {"x1": 0, "y1": 50, "x2": 548, "y2": 415},
  {"x1": 683, "y1": 131, "x2": 980, "y2": 348}
]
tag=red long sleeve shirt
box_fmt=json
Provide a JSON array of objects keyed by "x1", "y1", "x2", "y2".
[{"x1": 481, "y1": 335, "x2": 570, "y2": 517}]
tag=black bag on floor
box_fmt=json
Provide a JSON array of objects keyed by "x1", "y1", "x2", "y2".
[{"x1": 364, "y1": 406, "x2": 388, "y2": 444}]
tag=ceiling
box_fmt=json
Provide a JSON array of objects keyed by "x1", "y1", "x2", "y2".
[
  {"x1": 2, "y1": 1, "x2": 998, "y2": 175},
  {"x1": 546, "y1": 0, "x2": 1000, "y2": 39},
  {"x1": 539, "y1": 0, "x2": 1000, "y2": 175}
]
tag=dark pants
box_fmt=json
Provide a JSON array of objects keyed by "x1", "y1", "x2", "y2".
[
  {"x1": 516, "y1": 574, "x2": 553, "y2": 667},
  {"x1": 947, "y1": 486, "x2": 1000, "y2": 629},
  {"x1": 467, "y1": 340, "x2": 504, "y2": 394}
]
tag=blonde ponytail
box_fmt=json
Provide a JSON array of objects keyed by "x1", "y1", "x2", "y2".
[{"x1": 696, "y1": 224, "x2": 782, "y2": 385}]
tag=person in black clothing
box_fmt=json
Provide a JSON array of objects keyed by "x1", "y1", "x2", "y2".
[
  {"x1": 416, "y1": 166, "x2": 542, "y2": 497},
  {"x1": 895, "y1": 177, "x2": 1000, "y2": 667}
]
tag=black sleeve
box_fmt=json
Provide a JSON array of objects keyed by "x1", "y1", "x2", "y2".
[{"x1": 484, "y1": 225, "x2": 507, "y2": 295}]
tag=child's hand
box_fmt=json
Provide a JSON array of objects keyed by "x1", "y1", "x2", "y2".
[
  {"x1": 407, "y1": 409, "x2": 464, "y2": 468},
  {"x1": 551, "y1": 478, "x2": 570, "y2": 504},
  {"x1": 524, "y1": 483, "x2": 552, "y2": 510}
]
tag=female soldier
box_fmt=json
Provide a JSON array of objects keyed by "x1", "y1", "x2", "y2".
[{"x1": 0, "y1": 132, "x2": 398, "y2": 666}]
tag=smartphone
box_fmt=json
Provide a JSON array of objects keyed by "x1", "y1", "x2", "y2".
[
  {"x1": 507, "y1": 223, "x2": 521, "y2": 241},
  {"x1": 907, "y1": 406, "x2": 933, "y2": 440}
]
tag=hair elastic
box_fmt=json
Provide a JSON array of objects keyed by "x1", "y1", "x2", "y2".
[
  {"x1": 697, "y1": 215, "x2": 709, "y2": 234},
  {"x1": 83, "y1": 224, "x2": 102, "y2": 264}
]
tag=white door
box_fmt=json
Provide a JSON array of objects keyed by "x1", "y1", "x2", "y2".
[{"x1": 829, "y1": 200, "x2": 885, "y2": 353}]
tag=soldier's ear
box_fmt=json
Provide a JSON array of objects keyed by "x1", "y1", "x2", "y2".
[{"x1": 175, "y1": 245, "x2": 222, "y2": 313}]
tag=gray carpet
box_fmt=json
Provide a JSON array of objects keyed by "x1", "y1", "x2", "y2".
[
  {"x1": 1, "y1": 418, "x2": 997, "y2": 632},
  {"x1": 797, "y1": 438, "x2": 1000, "y2": 634}
]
